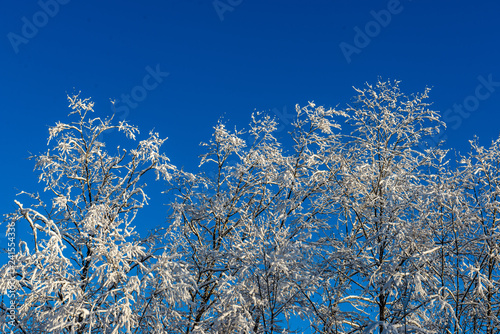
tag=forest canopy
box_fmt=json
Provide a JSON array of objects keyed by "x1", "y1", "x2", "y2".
[{"x1": 1, "y1": 80, "x2": 499, "y2": 333}]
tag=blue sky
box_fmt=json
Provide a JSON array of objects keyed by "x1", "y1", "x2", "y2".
[{"x1": 1, "y1": 1, "x2": 500, "y2": 246}]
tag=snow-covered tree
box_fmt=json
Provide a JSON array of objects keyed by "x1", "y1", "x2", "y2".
[
  {"x1": 315, "y1": 80, "x2": 454, "y2": 333},
  {"x1": 457, "y1": 138, "x2": 500, "y2": 334},
  {"x1": 0, "y1": 95, "x2": 192, "y2": 333},
  {"x1": 163, "y1": 103, "x2": 351, "y2": 333}
]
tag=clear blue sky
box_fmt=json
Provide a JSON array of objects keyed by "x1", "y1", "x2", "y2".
[{"x1": 1, "y1": 0, "x2": 500, "y2": 240}]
